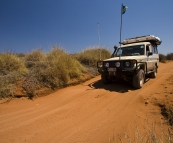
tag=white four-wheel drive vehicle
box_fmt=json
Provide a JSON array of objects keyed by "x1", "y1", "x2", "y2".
[{"x1": 97, "y1": 35, "x2": 162, "y2": 89}]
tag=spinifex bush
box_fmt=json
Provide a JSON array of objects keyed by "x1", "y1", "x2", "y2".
[
  {"x1": 73, "y1": 46, "x2": 112, "y2": 66},
  {"x1": 0, "y1": 53, "x2": 28, "y2": 98},
  {"x1": 49, "y1": 47, "x2": 86, "y2": 78},
  {"x1": 44, "y1": 47, "x2": 86, "y2": 88},
  {"x1": 0, "y1": 74, "x2": 19, "y2": 99},
  {"x1": 25, "y1": 49, "x2": 46, "y2": 69},
  {"x1": 0, "y1": 53, "x2": 28, "y2": 75},
  {"x1": 26, "y1": 47, "x2": 86, "y2": 89}
]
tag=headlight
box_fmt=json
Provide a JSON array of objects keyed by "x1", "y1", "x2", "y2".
[
  {"x1": 97, "y1": 61, "x2": 103, "y2": 68},
  {"x1": 104, "y1": 62, "x2": 109, "y2": 68},
  {"x1": 125, "y1": 62, "x2": 130, "y2": 67},
  {"x1": 124, "y1": 60, "x2": 136, "y2": 67},
  {"x1": 132, "y1": 60, "x2": 137, "y2": 67},
  {"x1": 115, "y1": 62, "x2": 120, "y2": 67}
]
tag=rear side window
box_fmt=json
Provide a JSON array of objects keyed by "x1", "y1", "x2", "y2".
[{"x1": 152, "y1": 45, "x2": 158, "y2": 54}]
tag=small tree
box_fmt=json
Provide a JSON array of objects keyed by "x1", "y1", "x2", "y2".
[
  {"x1": 159, "y1": 54, "x2": 166, "y2": 63},
  {"x1": 166, "y1": 53, "x2": 173, "y2": 60}
]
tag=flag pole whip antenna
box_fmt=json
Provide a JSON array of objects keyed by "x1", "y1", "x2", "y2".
[
  {"x1": 119, "y1": 3, "x2": 128, "y2": 60},
  {"x1": 120, "y1": 4, "x2": 128, "y2": 45},
  {"x1": 98, "y1": 23, "x2": 101, "y2": 60},
  {"x1": 119, "y1": 4, "x2": 123, "y2": 60},
  {"x1": 98, "y1": 23, "x2": 100, "y2": 46},
  {"x1": 120, "y1": 4, "x2": 123, "y2": 47}
]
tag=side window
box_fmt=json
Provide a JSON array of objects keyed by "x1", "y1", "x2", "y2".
[
  {"x1": 151, "y1": 45, "x2": 158, "y2": 54},
  {"x1": 155, "y1": 47, "x2": 158, "y2": 54},
  {"x1": 116, "y1": 49, "x2": 122, "y2": 56},
  {"x1": 152, "y1": 45, "x2": 154, "y2": 53},
  {"x1": 146, "y1": 45, "x2": 150, "y2": 51},
  {"x1": 146, "y1": 45, "x2": 150, "y2": 55}
]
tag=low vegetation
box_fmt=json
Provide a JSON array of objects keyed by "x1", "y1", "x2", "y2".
[
  {"x1": 0, "y1": 53, "x2": 28, "y2": 98},
  {"x1": 0, "y1": 46, "x2": 111, "y2": 99},
  {"x1": 160, "y1": 104, "x2": 173, "y2": 126},
  {"x1": 109, "y1": 118, "x2": 173, "y2": 143},
  {"x1": 72, "y1": 46, "x2": 111, "y2": 66}
]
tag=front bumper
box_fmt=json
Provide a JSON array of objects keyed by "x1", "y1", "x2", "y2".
[
  {"x1": 97, "y1": 60, "x2": 140, "y2": 77},
  {"x1": 98, "y1": 67, "x2": 137, "y2": 77}
]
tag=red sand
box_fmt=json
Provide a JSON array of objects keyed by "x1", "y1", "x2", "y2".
[{"x1": 0, "y1": 61, "x2": 173, "y2": 143}]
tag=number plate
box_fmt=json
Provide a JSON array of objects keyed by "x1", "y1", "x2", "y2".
[{"x1": 107, "y1": 68, "x2": 116, "y2": 72}]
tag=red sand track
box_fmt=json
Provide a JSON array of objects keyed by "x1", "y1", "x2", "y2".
[{"x1": 0, "y1": 61, "x2": 173, "y2": 143}]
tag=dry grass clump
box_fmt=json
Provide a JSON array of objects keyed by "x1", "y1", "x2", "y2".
[
  {"x1": 33, "y1": 47, "x2": 85, "y2": 89},
  {"x1": 109, "y1": 118, "x2": 173, "y2": 143},
  {"x1": 0, "y1": 48, "x2": 87, "y2": 99},
  {"x1": 73, "y1": 46, "x2": 111, "y2": 66},
  {"x1": 160, "y1": 104, "x2": 173, "y2": 126},
  {"x1": 0, "y1": 53, "x2": 28, "y2": 99},
  {"x1": 25, "y1": 49, "x2": 46, "y2": 69},
  {"x1": 24, "y1": 47, "x2": 86, "y2": 90},
  {"x1": 0, "y1": 53, "x2": 28, "y2": 75},
  {"x1": 0, "y1": 75, "x2": 16, "y2": 99}
]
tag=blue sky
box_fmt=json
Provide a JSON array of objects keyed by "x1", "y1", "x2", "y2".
[{"x1": 0, "y1": 0, "x2": 172, "y2": 54}]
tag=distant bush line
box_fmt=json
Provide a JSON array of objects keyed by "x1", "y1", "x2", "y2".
[
  {"x1": 0, "y1": 46, "x2": 111, "y2": 99},
  {"x1": 159, "y1": 53, "x2": 173, "y2": 63}
]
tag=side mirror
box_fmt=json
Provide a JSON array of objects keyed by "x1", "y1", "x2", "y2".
[
  {"x1": 114, "y1": 45, "x2": 118, "y2": 51},
  {"x1": 111, "y1": 45, "x2": 118, "y2": 58},
  {"x1": 97, "y1": 61, "x2": 103, "y2": 68}
]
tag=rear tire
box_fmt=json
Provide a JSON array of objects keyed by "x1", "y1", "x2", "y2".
[
  {"x1": 101, "y1": 74, "x2": 111, "y2": 84},
  {"x1": 133, "y1": 69, "x2": 145, "y2": 89}
]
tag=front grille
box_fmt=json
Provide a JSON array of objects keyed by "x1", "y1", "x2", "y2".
[{"x1": 106, "y1": 61, "x2": 117, "y2": 67}]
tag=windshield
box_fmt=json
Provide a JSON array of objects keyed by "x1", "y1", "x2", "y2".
[{"x1": 113, "y1": 45, "x2": 145, "y2": 57}]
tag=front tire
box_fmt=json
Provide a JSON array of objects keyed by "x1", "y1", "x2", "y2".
[{"x1": 133, "y1": 69, "x2": 145, "y2": 89}]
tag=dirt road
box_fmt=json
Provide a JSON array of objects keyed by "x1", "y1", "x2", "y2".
[{"x1": 0, "y1": 61, "x2": 173, "y2": 143}]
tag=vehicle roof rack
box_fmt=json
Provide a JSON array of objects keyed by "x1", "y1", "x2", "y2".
[{"x1": 120, "y1": 35, "x2": 162, "y2": 45}]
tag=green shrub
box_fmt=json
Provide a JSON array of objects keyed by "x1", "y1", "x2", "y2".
[{"x1": 73, "y1": 46, "x2": 111, "y2": 66}]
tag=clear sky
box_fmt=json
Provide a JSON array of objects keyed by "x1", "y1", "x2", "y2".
[{"x1": 0, "y1": 0, "x2": 172, "y2": 54}]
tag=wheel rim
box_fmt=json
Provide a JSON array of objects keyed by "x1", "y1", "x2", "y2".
[
  {"x1": 154, "y1": 71, "x2": 157, "y2": 76},
  {"x1": 154, "y1": 67, "x2": 157, "y2": 76},
  {"x1": 140, "y1": 73, "x2": 144, "y2": 86}
]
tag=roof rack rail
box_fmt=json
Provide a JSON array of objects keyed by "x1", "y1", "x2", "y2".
[{"x1": 120, "y1": 35, "x2": 162, "y2": 45}]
